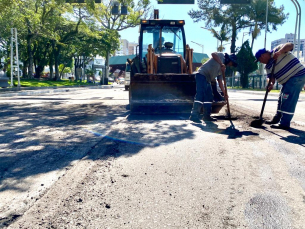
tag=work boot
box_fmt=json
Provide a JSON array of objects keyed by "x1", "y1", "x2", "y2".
[
  {"x1": 202, "y1": 115, "x2": 217, "y2": 122},
  {"x1": 190, "y1": 102, "x2": 202, "y2": 123},
  {"x1": 270, "y1": 124, "x2": 290, "y2": 130},
  {"x1": 265, "y1": 114, "x2": 282, "y2": 125},
  {"x1": 189, "y1": 115, "x2": 202, "y2": 123}
]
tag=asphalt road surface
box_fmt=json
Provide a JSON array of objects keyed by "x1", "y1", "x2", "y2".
[{"x1": 0, "y1": 86, "x2": 305, "y2": 228}]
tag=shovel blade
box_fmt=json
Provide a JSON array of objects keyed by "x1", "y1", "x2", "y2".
[{"x1": 250, "y1": 118, "x2": 265, "y2": 128}]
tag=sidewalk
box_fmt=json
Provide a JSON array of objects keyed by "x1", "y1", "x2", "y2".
[{"x1": 0, "y1": 84, "x2": 121, "y2": 97}]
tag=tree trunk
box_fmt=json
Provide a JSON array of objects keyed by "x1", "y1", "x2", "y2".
[
  {"x1": 49, "y1": 60, "x2": 54, "y2": 79},
  {"x1": 50, "y1": 40, "x2": 55, "y2": 79},
  {"x1": 54, "y1": 50, "x2": 60, "y2": 81},
  {"x1": 35, "y1": 66, "x2": 43, "y2": 78},
  {"x1": 60, "y1": 65, "x2": 65, "y2": 79},
  {"x1": 22, "y1": 60, "x2": 28, "y2": 78},
  {"x1": 103, "y1": 51, "x2": 110, "y2": 85},
  {"x1": 27, "y1": 34, "x2": 34, "y2": 79},
  {"x1": 251, "y1": 37, "x2": 255, "y2": 50},
  {"x1": 230, "y1": 20, "x2": 237, "y2": 54},
  {"x1": 74, "y1": 56, "x2": 82, "y2": 81},
  {"x1": 240, "y1": 73, "x2": 249, "y2": 88},
  {"x1": 53, "y1": 43, "x2": 61, "y2": 81}
]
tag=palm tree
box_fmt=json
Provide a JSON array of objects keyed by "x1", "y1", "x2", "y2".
[
  {"x1": 250, "y1": 23, "x2": 261, "y2": 50},
  {"x1": 208, "y1": 24, "x2": 231, "y2": 52}
]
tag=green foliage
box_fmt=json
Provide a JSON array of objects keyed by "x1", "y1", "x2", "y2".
[
  {"x1": 89, "y1": 0, "x2": 151, "y2": 31},
  {"x1": 85, "y1": 67, "x2": 95, "y2": 76},
  {"x1": 236, "y1": 40, "x2": 257, "y2": 88},
  {"x1": 201, "y1": 57, "x2": 209, "y2": 64},
  {"x1": 207, "y1": 24, "x2": 231, "y2": 51},
  {"x1": 12, "y1": 78, "x2": 92, "y2": 87},
  {"x1": 86, "y1": 0, "x2": 151, "y2": 77},
  {"x1": 188, "y1": 0, "x2": 287, "y2": 53},
  {"x1": 0, "y1": 0, "x2": 126, "y2": 80},
  {"x1": 59, "y1": 64, "x2": 71, "y2": 74}
]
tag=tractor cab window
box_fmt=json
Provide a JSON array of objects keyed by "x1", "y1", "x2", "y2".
[{"x1": 142, "y1": 25, "x2": 184, "y2": 57}]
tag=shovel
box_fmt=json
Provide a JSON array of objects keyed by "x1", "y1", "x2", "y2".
[
  {"x1": 250, "y1": 60, "x2": 277, "y2": 128},
  {"x1": 222, "y1": 71, "x2": 235, "y2": 129}
]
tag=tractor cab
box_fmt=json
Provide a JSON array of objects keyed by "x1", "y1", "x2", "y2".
[
  {"x1": 139, "y1": 20, "x2": 186, "y2": 59},
  {"x1": 139, "y1": 20, "x2": 187, "y2": 74}
]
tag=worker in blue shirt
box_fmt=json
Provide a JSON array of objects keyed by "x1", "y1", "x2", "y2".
[{"x1": 255, "y1": 42, "x2": 305, "y2": 130}]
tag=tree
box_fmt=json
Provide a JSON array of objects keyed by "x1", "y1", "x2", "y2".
[
  {"x1": 188, "y1": 0, "x2": 287, "y2": 54},
  {"x1": 236, "y1": 40, "x2": 257, "y2": 88},
  {"x1": 246, "y1": 0, "x2": 265, "y2": 50},
  {"x1": 201, "y1": 57, "x2": 209, "y2": 64},
  {"x1": 207, "y1": 24, "x2": 231, "y2": 52},
  {"x1": 89, "y1": 0, "x2": 151, "y2": 79},
  {"x1": 250, "y1": 23, "x2": 260, "y2": 50},
  {"x1": 59, "y1": 64, "x2": 72, "y2": 78},
  {"x1": 0, "y1": 0, "x2": 123, "y2": 82}
]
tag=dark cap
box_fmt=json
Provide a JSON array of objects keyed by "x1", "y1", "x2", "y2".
[
  {"x1": 255, "y1": 48, "x2": 267, "y2": 62},
  {"x1": 228, "y1": 54, "x2": 238, "y2": 67}
]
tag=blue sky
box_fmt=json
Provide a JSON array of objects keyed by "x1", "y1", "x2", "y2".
[{"x1": 119, "y1": 0, "x2": 305, "y2": 57}]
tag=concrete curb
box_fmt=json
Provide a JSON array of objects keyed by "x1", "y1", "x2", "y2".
[{"x1": 0, "y1": 85, "x2": 122, "y2": 97}]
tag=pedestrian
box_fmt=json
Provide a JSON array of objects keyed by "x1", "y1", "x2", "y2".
[
  {"x1": 255, "y1": 42, "x2": 305, "y2": 130},
  {"x1": 189, "y1": 52, "x2": 238, "y2": 123}
]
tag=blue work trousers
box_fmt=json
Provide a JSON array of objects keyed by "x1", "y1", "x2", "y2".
[
  {"x1": 277, "y1": 74, "x2": 305, "y2": 127},
  {"x1": 191, "y1": 73, "x2": 213, "y2": 117}
]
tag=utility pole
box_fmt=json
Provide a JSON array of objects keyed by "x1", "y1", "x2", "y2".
[
  {"x1": 261, "y1": 0, "x2": 268, "y2": 80},
  {"x1": 242, "y1": 32, "x2": 251, "y2": 45}
]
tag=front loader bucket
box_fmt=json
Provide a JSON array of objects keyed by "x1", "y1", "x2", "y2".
[{"x1": 129, "y1": 73, "x2": 226, "y2": 114}]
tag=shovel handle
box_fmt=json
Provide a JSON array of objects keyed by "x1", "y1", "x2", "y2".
[
  {"x1": 222, "y1": 71, "x2": 231, "y2": 119},
  {"x1": 259, "y1": 59, "x2": 277, "y2": 119},
  {"x1": 259, "y1": 86, "x2": 269, "y2": 119}
]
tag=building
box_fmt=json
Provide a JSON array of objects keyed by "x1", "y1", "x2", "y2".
[
  {"x1": 115, "y1": 39, "x2": 129, "y2": 56},
  {"x1": 271, "y1": 33, "x2": 304, "y2": 57},
  {"x1": 128, "y1": 42, "x2": 138, "y2": 55}
]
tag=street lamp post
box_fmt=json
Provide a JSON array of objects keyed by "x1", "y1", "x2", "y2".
[
  {"x1": 260, "y1": 0, "x2": 268, "y2": 81},
  {"x1": 264, "y1": 0, "x2": 268, "y2": 49},
  {"x1": 242, "y1": 32, "x2": 251, "y2": 45},
  {"x1": 191, "y1": 41, "x2": 204, "y2": 54},
  {"x1": 291, "y1": 0, "x2": 301, "y2": 59}
]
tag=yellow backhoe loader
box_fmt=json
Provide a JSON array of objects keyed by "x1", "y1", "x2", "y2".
[{"x1": 128, "y1": 10, "x2": 226, "y2": 114}]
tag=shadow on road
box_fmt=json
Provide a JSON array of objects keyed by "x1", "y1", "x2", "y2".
[
  {"x1": 0, "y1": 96, "x2": 304, "y2": 227},
  {"x1": 192, "y1": 121, "x2": 259, "y2": 139},
  {"x1": 264, "y1": 128, "x2": 305, "y2": 147},
  {"x1": 0, "y1": 103, "x2": 196, "y2": 195}
]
